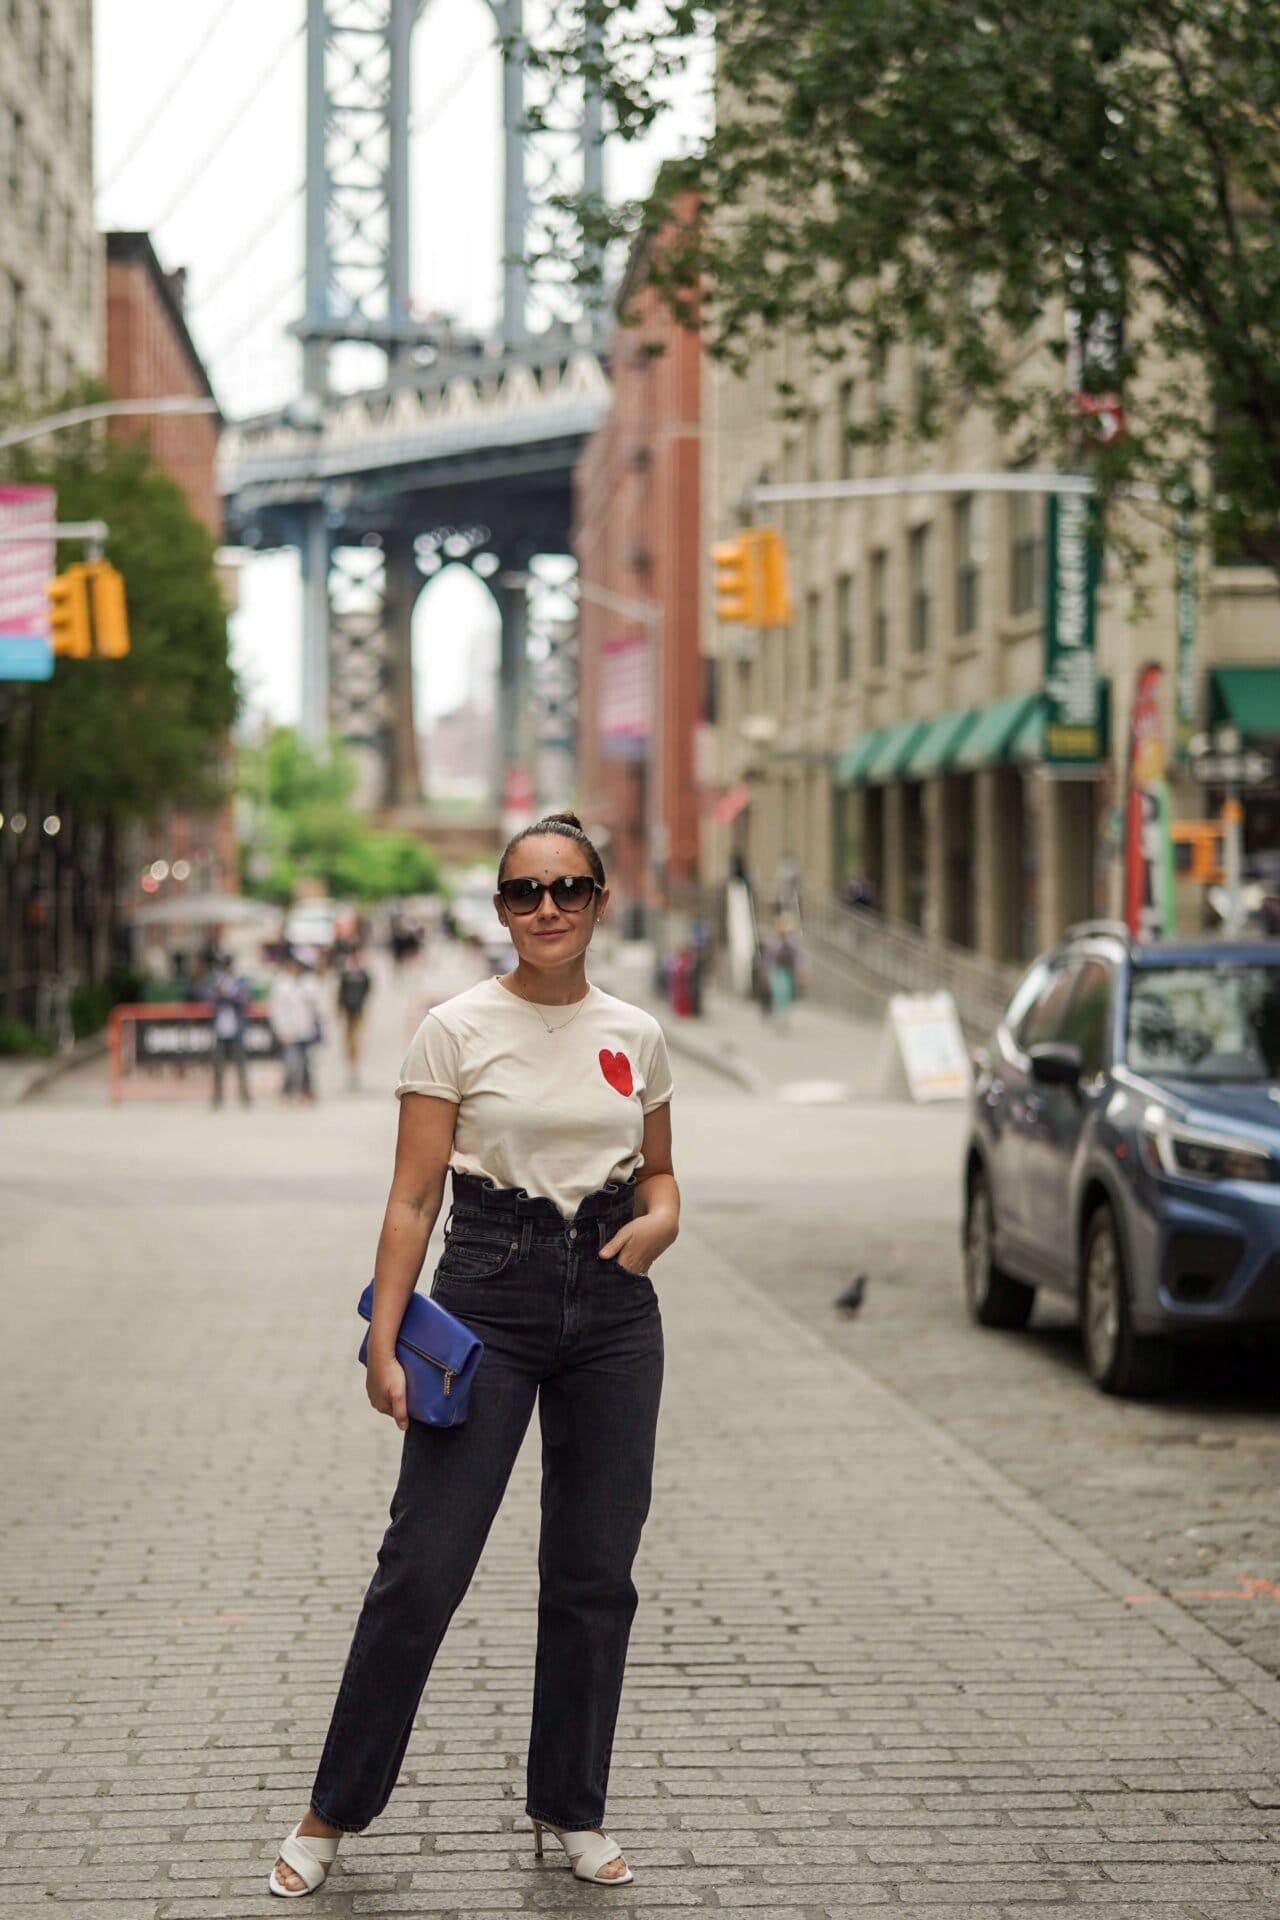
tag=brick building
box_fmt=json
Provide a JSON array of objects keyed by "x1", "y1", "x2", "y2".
[
  {"x1": 574, "y1": 203, "x2": 703, "y2": 929},
  {"x1": 105, "y1": 231, "x2": 236, "y2": 904},
  {"x1": 105, "y1": 232, "x2": 220, "y2": 535}
]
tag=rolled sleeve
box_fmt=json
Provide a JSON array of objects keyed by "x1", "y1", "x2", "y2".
[
  {"x1": 640, "y1": 1024, "x2": 674, "y2": 1113},
  {"x1": 396, "y1": 1011, "x2": 462, "y2": 1103}
]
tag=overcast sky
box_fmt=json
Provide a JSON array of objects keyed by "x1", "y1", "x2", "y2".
[{"x1": 93, "y1": 1, "x2": 708, "y2": 738}]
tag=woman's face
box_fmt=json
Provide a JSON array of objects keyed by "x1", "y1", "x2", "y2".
[{"x1": 494, "y1": 835, "x2": 608, "y2": 971}]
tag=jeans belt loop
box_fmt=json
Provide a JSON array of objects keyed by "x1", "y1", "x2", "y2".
[{"x1": 519, "y1": 1219, "x2": 533, "y2": 1259}]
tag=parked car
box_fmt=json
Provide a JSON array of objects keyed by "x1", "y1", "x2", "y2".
[{"x1": 964, "y1": 923, "x2": 1280, "y2": 1396}]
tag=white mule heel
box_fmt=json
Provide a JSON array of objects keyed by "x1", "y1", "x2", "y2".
[
  {"x1": 532, "y1": 1818, "x2": 633, "y2": 1885},
  {"x1": 268, "y1": 1822, "x2": 340, "y2": 1898}
]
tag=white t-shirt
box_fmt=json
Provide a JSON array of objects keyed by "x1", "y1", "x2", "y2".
[{"x1": 396, "y1": 977, "x2": 674, "y2": 1219}]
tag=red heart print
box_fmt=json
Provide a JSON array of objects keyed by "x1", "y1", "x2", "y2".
[{"x1": 599, "y1": 1048, "x2": 634, "y2": 1097}]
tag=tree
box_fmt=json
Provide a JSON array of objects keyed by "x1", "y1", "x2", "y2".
[
  {"x1": 239, "y1": 728, "x2": 442, "y2": 907},
  {"x1": 542, "y1": 0, "x2": 1280, "y2": 558},
  {"x1": 0, "y1": 407, "x2": 237, "y2": 1030}
]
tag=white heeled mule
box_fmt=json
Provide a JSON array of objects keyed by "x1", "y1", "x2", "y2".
[
  {"x1": 268, "y1": 1822, "x2": 340, "y2": 1898},
  {"x1": 532, "y1": 1818, "x2": 633, "y2": 1885}
]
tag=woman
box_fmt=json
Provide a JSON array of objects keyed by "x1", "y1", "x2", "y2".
[{"x1": 270, "y1": 812, "x2": 679, "y2": 1897}]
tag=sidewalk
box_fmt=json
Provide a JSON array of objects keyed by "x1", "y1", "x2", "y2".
[
  {"x1": 598, "y1": 941, "x2": 887, "y2": 1101},
  {"x1": 3, "y1": 965, "x2": 1280, "y2": 1915}
]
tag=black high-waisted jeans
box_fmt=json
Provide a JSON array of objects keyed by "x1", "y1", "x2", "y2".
[{"x1": 310, "y1": 1170, "x2": 664, "y2": 1834}]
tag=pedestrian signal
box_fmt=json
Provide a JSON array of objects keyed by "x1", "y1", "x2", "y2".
[
  {"x1": 48, "y1": 565, "x2": 92, "y2": 658},
  {"x1": 710, "y1": 528, "x2": 792, "y2": 628},
  {"x1": 86, "y1": 561, "x2": 130, "y2": 658}
]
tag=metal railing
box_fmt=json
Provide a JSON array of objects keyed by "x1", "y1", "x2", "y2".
[{"x1": 803, "y1": 893, "x2": 1021, "y2": 1037}]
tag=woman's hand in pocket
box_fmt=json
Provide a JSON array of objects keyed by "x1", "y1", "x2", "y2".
[
  {"x1": 366, "y1": 1353, "x2": 409, "y2": 1431},
  {"x1": 599, "y1": 1219, "x2": 675, "y2": 1276}
]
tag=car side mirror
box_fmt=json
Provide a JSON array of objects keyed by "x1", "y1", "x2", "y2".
[{"x1": 1028, "y1": 1042, "x2": 1085, "y2": 1087}]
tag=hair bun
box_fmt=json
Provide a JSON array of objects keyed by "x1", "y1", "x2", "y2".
[{"x1": 541, "y1": 809, "x2": 584, "y2": 832}]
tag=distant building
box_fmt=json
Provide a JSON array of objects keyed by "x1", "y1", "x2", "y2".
[
  {"x1": 0, "y1": 0, "x2": 100, "y2": 396},
  {"x1": 575, "y1": 195, "x2": 703, "y2": 930},
  {"x1": 105, "y1": 232, "x2": 221, "y2": 534},
  {"x1": 104, "y1": 232, "x2": 236, "y2": 904},
  {"x1": 422, "y1": 698, "x2": 496, "y2": 805}
]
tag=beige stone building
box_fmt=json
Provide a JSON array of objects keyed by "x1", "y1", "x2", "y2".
[
  {"x1": 0, "y1": 0, "x2": 100, "y2": 398},
  {"x1": 700, "y1": 324, "x2": 1280, "y2": 966}
]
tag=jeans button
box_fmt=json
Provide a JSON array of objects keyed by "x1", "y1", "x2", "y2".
[{"x1": 569, "y1": 1227, "x2": 577, "y2": 1240}]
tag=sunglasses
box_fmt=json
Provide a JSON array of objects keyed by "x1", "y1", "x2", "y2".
[{"x1": 497, "y1": 875, "x2": 602, "y2": 915}]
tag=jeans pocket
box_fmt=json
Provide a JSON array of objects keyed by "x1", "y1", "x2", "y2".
[{"x1": 436, "y1": 1235, "x2": 519, "y2": 1283}]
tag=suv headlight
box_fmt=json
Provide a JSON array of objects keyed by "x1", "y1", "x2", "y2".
[{"x1": 1139, "y1": 1113, "x2": 1276, "y2": 1185}]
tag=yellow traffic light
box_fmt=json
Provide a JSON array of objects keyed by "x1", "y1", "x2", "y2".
[
  {"x1": 86, "y1": 561, "x2": 130, "y2": 658},
  {"x1": 48, "y1": 565, "x2": 92, "y2": 658},
  {"x1": 712, "y1": 536, "x2": 755, "y2": 623},
  {"x1": 757, "y1": 526, "x2": 793, "y2": 628},
  {"x1": 710, "y1": 528, "x2": 792, "y2": 627}
]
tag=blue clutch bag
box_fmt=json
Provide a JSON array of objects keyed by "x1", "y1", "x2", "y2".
[{"x1": 357, "y1": 1281, "x2": 483, "y2": 1427}]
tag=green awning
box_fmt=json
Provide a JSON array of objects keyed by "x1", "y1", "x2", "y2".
[
  {"x1": 1211, "y1": 667, "x2": 1280, "y2": 738},
  {"x1": 834, "y1": 728, "x2": 889, "y2": 784},
  {"x1": 864, "y1": 719, "x2": 931, "y2": 785},
  {"x1": 1009, "y1": 696, "x2": 1046, "y2": 764},
  {"x1": 903, "y1": 708, "x2": 980, "y2": 778},
  {"x1": 952, "y1": 692, "x2": 1042, "y2": 771}
]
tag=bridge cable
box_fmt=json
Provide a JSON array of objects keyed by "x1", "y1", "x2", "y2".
[
  {"x1": 202, "y1": 268, "x2": 306, "y2": 371},
  {"x1": 97, "y1": 0, "x2": 250, "y2": 200},
  {"x1": 147, "y1": 15, "x2": 307, "y2": 237},
  {"x1": 191, "y1": 33, "x2": 499, "y2": 324}
]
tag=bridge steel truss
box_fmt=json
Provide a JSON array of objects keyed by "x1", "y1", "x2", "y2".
[{"x1": 243, "y1": 0, "x2": 608, "y2": 809}]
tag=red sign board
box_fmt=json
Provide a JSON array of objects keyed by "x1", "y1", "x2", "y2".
[{"x1": 600, "y1": 634, "x2": 649, "y2": 761}]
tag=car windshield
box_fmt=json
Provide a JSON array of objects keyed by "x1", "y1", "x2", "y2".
[{"x1": 1126, "y1": 964, "x2": 1280, "y2": 1082}]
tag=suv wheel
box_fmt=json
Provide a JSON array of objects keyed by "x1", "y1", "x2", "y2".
[
  {"x1": 964, "y1": 1168, "x2": 1034, "y2": 1329},
  {"x1": 1081, "y1": 1203, "x2": 1173, "y2": 1396}
]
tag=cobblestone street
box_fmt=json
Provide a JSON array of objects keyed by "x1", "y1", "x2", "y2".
[{"x1": 4, "y1": 960, "x2": 1280, "y2": 1916}]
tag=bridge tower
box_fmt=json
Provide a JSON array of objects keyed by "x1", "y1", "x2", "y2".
[{"x1": 291, "y1": 0, "x2": 603, "y2": 810}]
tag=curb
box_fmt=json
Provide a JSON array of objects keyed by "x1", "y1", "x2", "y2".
[
  {"x1": 655, "y1": 1012, "x2": 770, "y2": 1097},
  {"x1": 0, "y1": 1031, "x2": 107, "y2": 1107}
]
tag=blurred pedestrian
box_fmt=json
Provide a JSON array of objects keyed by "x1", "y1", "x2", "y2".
[
  {"x1": 760, "y1": 913, "x2": 806, "y2": 1033},
  {"x1": 268, "y1": 954, "x2": 320, "y2": 1103},
  {"x1": 336, "y1": 947, "x2": 373, "y2": 1090},
  {"x1": 201, "y1": 952, "x2": 253, "y2": 1108},
  {"x1": 268, "y1": 809, "x2": 678, "y2": 1897}
]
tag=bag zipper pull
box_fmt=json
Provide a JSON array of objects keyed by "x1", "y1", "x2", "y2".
[{"x1": 443, "y1": 1370, "x2": 454, "y2": 1397}]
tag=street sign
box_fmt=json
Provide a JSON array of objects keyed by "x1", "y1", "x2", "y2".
[
  {"x1": 1043, "y1": 492, "x2": 1102, "y2": 763},
  {"x1": 0, "y1": 484, "x2": 56, "y2": 680},
  {"x1": 1188, "y1": 750, "x2": 1275, "y2": 788}
]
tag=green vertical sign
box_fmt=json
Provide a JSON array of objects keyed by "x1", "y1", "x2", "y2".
[
  {"x1": 1043, "y1": 491, "x2": 1102, "y2": 764},
  {"x1": 1175, "y1": 507, "x2": 1196, "y2": 761}
]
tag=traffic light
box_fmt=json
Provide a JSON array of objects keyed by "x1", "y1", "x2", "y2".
[
  {"x1": 712, "y1": 535, "x2": 756, "y2": 623},
  {"x1": 48, "y1": 565, "x2": 92, "y2": 658},
  {"x1": 757, "y1": 526, "x2": 793, "y2": 628},
  {"x1": 86, "y1": 561, "x2": 130, "y2": 658},
  {"x1": 46, "y1": 561, "x2": 130, "y2": 661},
  {"x1": 710, "y1": 528, "x2": 792, "y2": 627}
]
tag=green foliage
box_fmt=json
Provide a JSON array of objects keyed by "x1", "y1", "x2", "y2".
[
  {"x1": 0, "y1": 1021, "x2": 56, "y2": 1058},
  {"x1": 4, "y1": 414, "x2": 238, "y2": 815},
  {"x1": 239, "y1": 728, "x2": 442, "y2": 906},
  {"x1": 539, "y1": 0, "x2": 1280, "y2": 558}
]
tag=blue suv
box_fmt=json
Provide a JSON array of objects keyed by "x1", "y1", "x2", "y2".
[{"x1": 964, "y1": 925, "x2": 1280, "y2": 1395}]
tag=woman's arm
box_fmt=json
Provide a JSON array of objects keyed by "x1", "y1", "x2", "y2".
[
  {"x1": 366, "y1": 1094, "x2": 457, "y2": 1430},
  {"x1": 600, "y1": 1103, "x2": 679, "y2": 1274}
]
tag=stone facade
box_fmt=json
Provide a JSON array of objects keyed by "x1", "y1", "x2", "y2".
[
  {"x1": 0, "y1": 0, "x2": 99, "y2": 396},
  {"x1": 700, "y1": 323, "x2": 1280, "y2": 962}
]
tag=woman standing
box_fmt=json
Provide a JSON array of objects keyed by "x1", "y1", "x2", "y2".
[{"x1": 270, "y1": 812, "x2": 678, "y2": 1897}]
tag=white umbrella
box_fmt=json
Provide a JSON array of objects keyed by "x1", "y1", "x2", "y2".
[{"x1": 126, "y1": 893, "x2": 281, "y2": 929}]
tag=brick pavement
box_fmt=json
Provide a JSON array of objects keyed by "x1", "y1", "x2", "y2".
[{"x1": 3, "y1": 965, "x2": 1280, "y2": 1916}]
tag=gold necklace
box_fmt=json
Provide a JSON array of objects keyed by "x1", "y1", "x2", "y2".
[{"x1": 503, "y1": 977, "x2": 592, "y2": 1036}]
